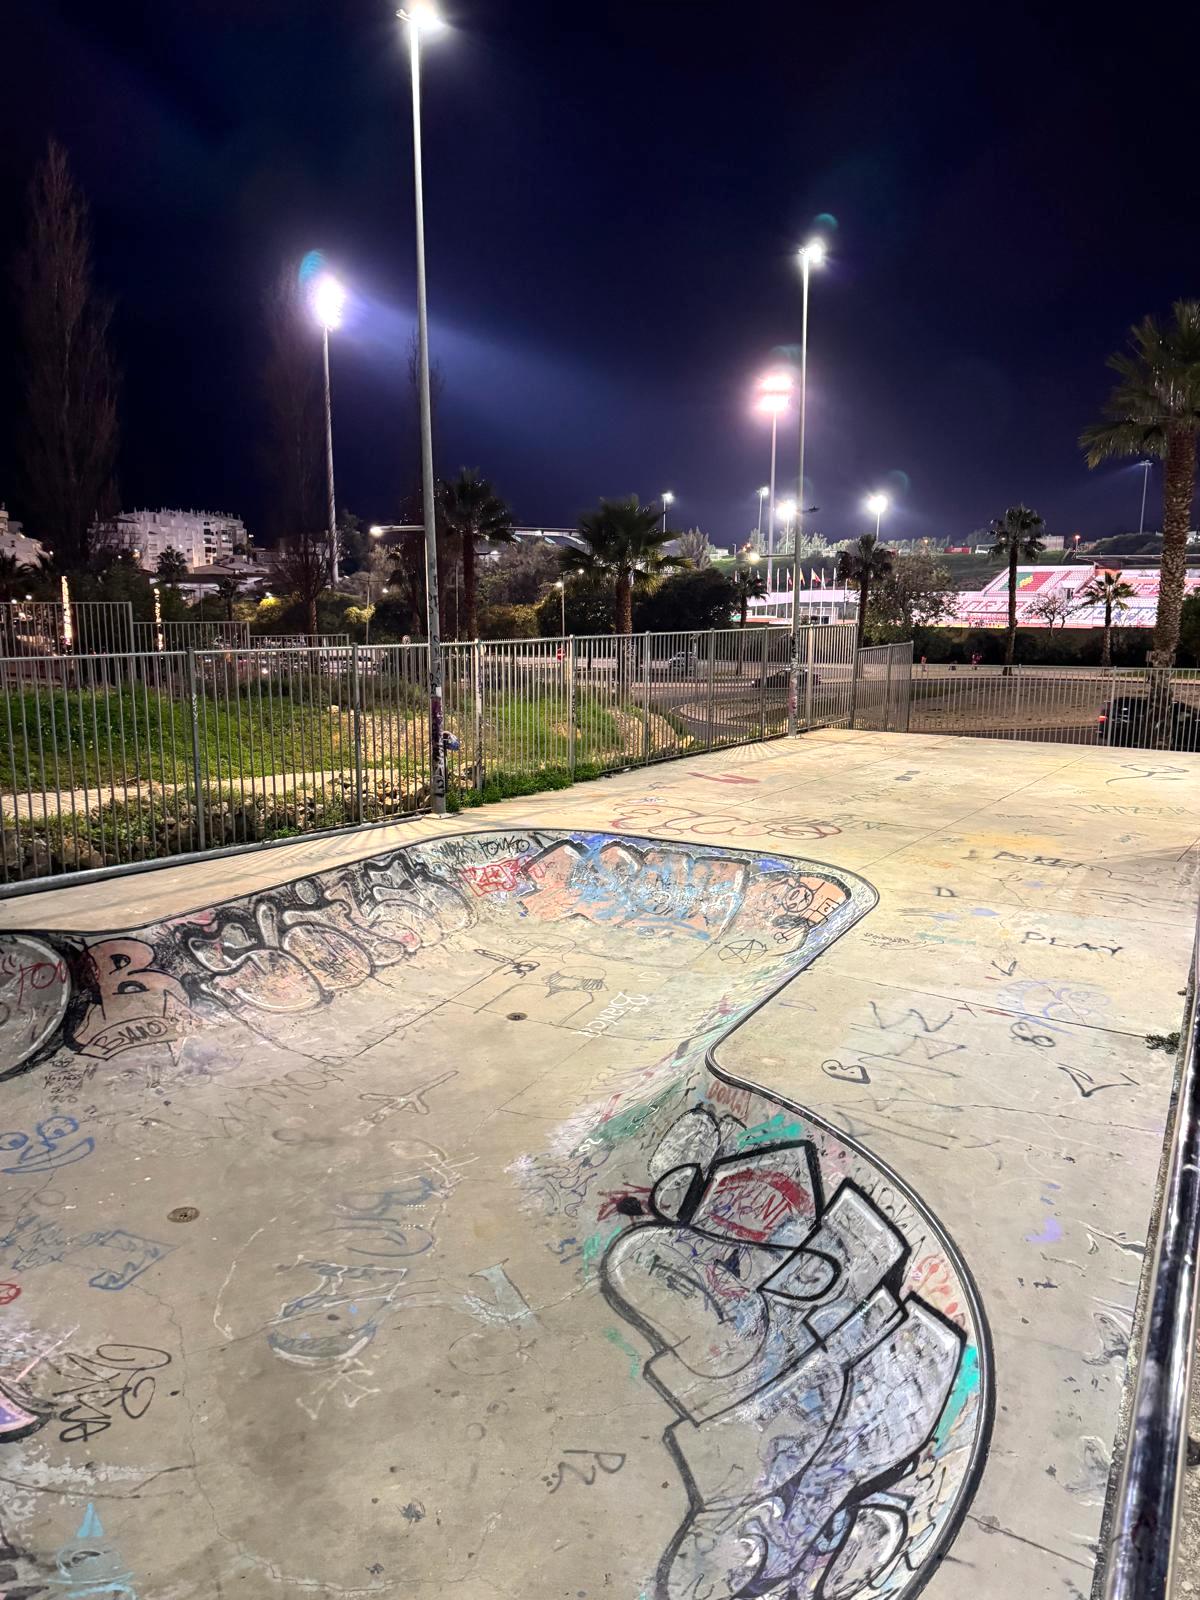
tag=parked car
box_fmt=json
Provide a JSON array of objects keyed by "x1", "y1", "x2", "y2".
[
  {"x1": 1097, "y1": 694, "x2": 1200, "y2": 751},
  {"x1": 664, "y1": 649, "x2": 699, "y2": 677},
  {"x1": 753, "y1": 666, "x2": 817, "y2": 689}
]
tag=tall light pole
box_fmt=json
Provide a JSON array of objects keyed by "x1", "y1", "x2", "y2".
[
  {"x1": 756, "y1": 486, "x2": 769, "y2": 548},
  {"x1": 1138, "y1": 460, "x2": 1152, "y2": 536},
  {"x1": 776, "y1": 496, "x2": 797, "y2": 601},
  {"x1": 757, "y1": 371, "x2": 793, "y2": 594},
  {"x1": 865, "y1": 492, "x2": 889, "y2": 540},
  {"x1": 789, "y1": 237, "x2": 825, "y2": 734},
  {"x1": 398, "y1": 1, "x2": 447, "y2": 812},
  {"x1": 311, "y1": 273, "x2": 346, "y2": 585},
  {"x1": 555, "y1": 578, "x2": 566, "y2": 634},
  {"x1": 661, "y1": 491, "x2": 675, "y2": 534},
  {"x1": 863, "y1": 492, "x2": 887, "y2": 539}
]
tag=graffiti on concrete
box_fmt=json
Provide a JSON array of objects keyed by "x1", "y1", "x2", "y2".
[
  {"x1": 603, "y1": 1105, "x2": 979, "y2": 1599},
  {"x1": 1, "y1": 827, "x2": 988, "y2": 1598}
]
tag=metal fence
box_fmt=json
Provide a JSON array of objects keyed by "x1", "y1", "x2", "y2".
[
  {"x1": 131, "y1": 619, "x2": 251, "y2": 651},
  {"x1": 853, "y1": 642, "x2": 914, "y2": 733},
  {"x1": 907, "y1": 663, "x2": 1200, "y2": 752},
  {"x1": 1102, "y1": 899, "x2": 1200, "y2": 1600},
  {"x1": 0, "y1": 598, "x2": 135, "y2": 656},
  {"x1": 0, "y1": 623, "x2": 862, "y2": 886}
]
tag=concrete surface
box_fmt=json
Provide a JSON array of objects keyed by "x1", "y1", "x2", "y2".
[{"x1": 0, "y1": 728, "x2": 1196, "y2": 1600}]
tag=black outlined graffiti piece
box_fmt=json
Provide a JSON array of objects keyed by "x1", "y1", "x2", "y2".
[{"x1": 604, "y1": 1105, "x2": 979, "y2": 1600}]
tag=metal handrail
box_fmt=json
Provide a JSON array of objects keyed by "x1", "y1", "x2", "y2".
[{"x1": 1103, "y1": 908, "x2": 1200, "y2": 1599}]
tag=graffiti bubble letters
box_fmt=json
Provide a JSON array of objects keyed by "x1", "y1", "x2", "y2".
[
  {"x1": 603, "y1": 1105, "x2": 978, "y2": 1600},
  {"x1": 1, "y1": 1115, "x2": 95, "y2": 1176},
  {"x1": 73, "y1": 938, "x2": 191, "y2": 1061}
]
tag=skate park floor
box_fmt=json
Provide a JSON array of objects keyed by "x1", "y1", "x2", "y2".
[{"x1": 1, "y1": 728, "x2": 1197, "y2": 1600}]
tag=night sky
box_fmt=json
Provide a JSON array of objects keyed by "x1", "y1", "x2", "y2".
[{"x1": 2, "y1": 0, "x2": 1197, "y2": 549}]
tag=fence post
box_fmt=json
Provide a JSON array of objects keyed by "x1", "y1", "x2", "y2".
[
  {"x1": 706, "y1": 630, "x2": 717, "y2": 749},
  {"x1": 759, "y1": 625, "x2": 769, "y2": 740},
  {"x1": 805, "y1": 627, "x2": 816, "y2": 731},
  {"x1": 566, "y1": 636, "x2": 576, "y2": 778},
  {"x1": 884, "y1": 646, "x2": 895, "y2": 732},
  {"x1": 186, "y1": 648, "x2": 206, "y2": 852},
  {"x1": 472, "y1": 640, "x2": 485, "y2": 791},
  {"x1": 641, "y1": 634, "x2": 652, "y2": 764},
  {"x1": 352, "y1": 643, "x2": 364, "y2": 823}
]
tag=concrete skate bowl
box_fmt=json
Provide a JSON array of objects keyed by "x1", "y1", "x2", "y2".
[{"x1": 0, "y1": 829, "x2": 991, "y2": 1600}]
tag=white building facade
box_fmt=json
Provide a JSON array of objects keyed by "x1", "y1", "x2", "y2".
[
  {"x1": 110, "y1": 508, "x2": 250, "y2": 570},
  {"x1": 0, "y1": 506, "x2": 48, "y2": 568}
]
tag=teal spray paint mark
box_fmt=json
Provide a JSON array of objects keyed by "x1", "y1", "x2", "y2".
[
  {"x1": 934, "y1": 1343, "x2": 980, "y2": 1451},
  {"x1": 736, "y1": 1112, "x2": 803, "y2": 1149},
  {"x1": 604, "y1": 1326, "x2": 642, "y2": 1380},
  {"x1": 581, "y1": 1224, "x2": 623, "y2": 1279},
  {"x1": 77, "y1": 1502, "x2": 104, "y2": 1540}
]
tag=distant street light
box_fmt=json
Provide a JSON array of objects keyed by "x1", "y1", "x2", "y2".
[
  {"x1": 757, "y1": 371, "x2": 793, "y2": 592},
  {"x1": 790, "y1": 236, "x2": 826, "y2": 734},
  {"x1": 310, "y1": 271, "x2": 346, "y2": 585},
  {"x1": 865, "y1": 492, "x2": 889, "y2": 539},
  {"x1": 661, "y1": 491, "x2": 675, "y2": 534},
  {"x1": 397, "y1": 0, "x2": 448, "y2": 812},
  {"x1": 1138, "y1": 460, "x2": 1152, "y2": 536}
]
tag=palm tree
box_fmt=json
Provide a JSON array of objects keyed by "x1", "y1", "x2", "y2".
[
  {"x1": 437, "y1": 469, "x2": 514, "y2": 639},
  {"x1": 562, "y1": 496, "x2": 680, "y2": 635},
  {"x1": 731, "y1": 561, "x2": 767, "y2": 627},
  {"x1": 0, "y1": 553, "x2": 38, "y2": 602},
  {"x1": 987, "y1": 506, "x2": 1045, "y2": 674},
  {"x1": 1081, "y1": 301, "x2": 1200, "y2": 666},
  {"x1": 1081, "y1": 570, "x2": 1136, "y2": 669},
  {"x1": 156, "y1": 546, "x2": 189, "y2": 586},
  {"x1": 835, "y1": 533, "x2": 894, "y2": 654}
]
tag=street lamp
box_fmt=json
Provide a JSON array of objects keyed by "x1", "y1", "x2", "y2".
[
  {"x1": 865, "y1": 492, "x2": 889, "y2": 538},
  {"x1": 757, "y1": 371, "x2": 793, "y2": 592},
  {"x1": 789, "y1": 236, "x2": 826, "y2": 732},
  {"x1": 554, "y1": 578, "x2": 566, "y2": 634},
  {"x1": 310, "y1": 272, "x2": 346, "y2": 585},
  {"x1": 661, "y1": 491, "x2": 675, "y2": 534},
  {"x1": 398, "y1": 0, "x2": 447, "y2": 811},
  {"x1": 1138, "y1": 460, "x2": 1152, "y2": 536}
]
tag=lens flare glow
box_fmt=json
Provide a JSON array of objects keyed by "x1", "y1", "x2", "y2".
[
  {"x1": 865, "y1": 493, "x2": 890, "y2": 517},
  {"x1": 758, "y1": 370, "x2": 794, "y2": 396},
  {"x1": 398, "y1": 2, "x2": 446, "y2": 30},
  {"x1": 312, "y1": 274, "x2": 346, "y2": 331}
]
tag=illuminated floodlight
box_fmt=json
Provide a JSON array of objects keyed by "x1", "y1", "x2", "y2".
[
  {"x1": 397, "y1": 2, "x2": 445, "y2": 30},
  {"x1": 312, "y1": 273, "x2": 346, "y2": 331},
  {"x1": 865, "y1": 493, "x2": 889, "y2": 517},
  {"x1": 799, "y1": 237, "x2": 827, "y2": 267}
]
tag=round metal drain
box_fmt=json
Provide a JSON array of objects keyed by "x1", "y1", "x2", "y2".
[
  {"x1": 507, "y1": 1012, "x2": 527, "y2": 1021},
  {"x1": 168, "y1": 1206, "x2": 200, "y2": 1224}
]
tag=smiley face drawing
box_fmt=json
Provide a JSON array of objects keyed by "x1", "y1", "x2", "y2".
[{"x1": 0, "y1": 1114, "x2": 95, "y2": 1175}]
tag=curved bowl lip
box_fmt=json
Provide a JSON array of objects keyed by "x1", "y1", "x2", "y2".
[{"x1": 4, "y1": 822, "x2": 995, "y2": 1590}]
